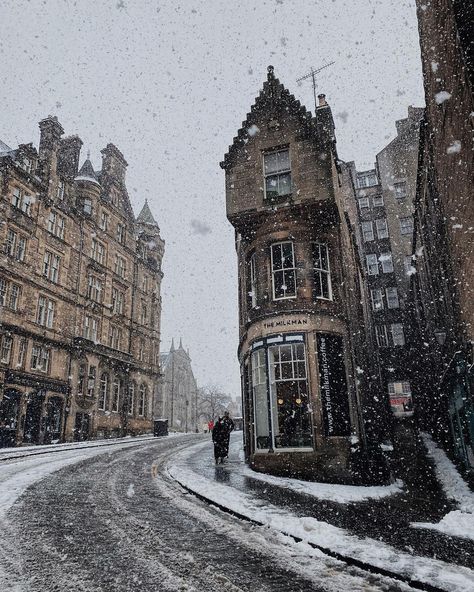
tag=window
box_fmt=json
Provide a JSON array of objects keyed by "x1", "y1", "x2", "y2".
[
  {"x1": 391, "y1": 323, "x2": 405, "y2": 346},
  {"x1": 47, "y1": 211, "x2": 65, "y2": 239},
  {"x1": 87, "y1": 366, "x2": 96, "y2": 397},
  {"x1": 83, "y1": 198, "x2": 92, "y2": 215},
  {"x1": 6, "y1": 229, "x2": 27, "y2": 261},
  {"x1": 117, "y1": 223, "x2": 126, "y2": 245},
  {"x1": 10, "y1": 187, "x2": 33, "y2": 215},
  {"x1": 91, "y1": 239, "x2": 105, "y2": 265},
  {"x1": 366, "y1": 254, "x2": 379, "y2": 275},
  {"x1": 356, "y1": 172, "x2": 378, "y2": 188},
  {"x1": 371, "y1": 289, "x2": 383, "y2": 311},
  {"x1": 30, "y1": 344, "x2": 50, "y2": 372},
  {"x1": 83, "y1": 315, "x2": 99, "y2": 341},
  {"x1": 112, "y1": 287, "x2": 125, "y2": 315},
  {"x1": 361, "y1": 221, "x2": 374, "y2": 242},
  {"x1": 17, "y1": 339, "x2": 27, "y2": 368},
  {"x1": 380, "y1": 252, "x2": 394, "y2": 273},
  {"x1": 112, "y1": 379, "x2": 121, "y2": 412},
  {"x1": 87, "y1": 275, "x2": 103, "y2": 303},
  {"x1": 386, "y1": 287, "x2": 399, "y2": 309},
  {"x1": 138, "y1": 338, "x2": 145, "y2": 361},
  {"x1": 138, "y1": 384, "x2": 146, "y2": 417},
  {"x1": 247, "y1": 253, "x2": 257, "y2": 309},
  {"x1": 358, "y1": 197, "x2": 370, "y2": 211},
  {"x1": 78, "y1": 363, "x2": 87, "y2": 395},
  {"x1": 375, "y1": 325, "x2": 389, "y2": 348},
  {"x1": 43, "y1": 251, "x2": 60, "y2": 283},
  {"x1": 140, "y1": 301, "x2": 148, "y2": 325},
  {"x1": 128, "y1": 382, "x2": 136, "y2": 416},
  {"x1": 98, "y1": 374, "x2": 109, "y2": 411},
  {"x1": 268, "y1": 341, "x2": 312, "y2": 449},
  {"x1": 400, "y1": 217, "x2": 414, "y2": 235},
  {"x1": 0, "y1": 278, "x2": 6, "y2": 306},
  {"x1": 108, "y1": 325, "x2": 122, "y2": 350},
  {"x1": 251, "y1": 348, "x2": 269, "y2": 449},
  {"x1": 0, "y1": 335, "x2": 13, "y2": 363},
  {"x1": 271, "y1": 242, "x2": 296, "y2": 300},
  {"x1": 9, "y1": 284, "x2": 20, "y2": 310},
  {"x1": 264, "y1": 149, "x2": 291, "y2": 200},
  {"x1": 404, "y1": 255, "x2": 415, "y2": 275},
  {"x1": 375, "y1": 218, "x2": 389, "y2": 239},
  {"x1": 372, "y1": 194, "x2": 384, "y2": 207},
  {"x1": 394, "y1": 182, "x2": 407, "y2": 198},
  {"x1": 388, "y1": 381, "x2": 413, "y2": 416},
  {"x1": 99, "y1": 211, "x2": 109, "y2": 231},
  {"x1": 312, "y1": 243, "x2": 332, "y2": 300},
  {"x1": 56, "y1": 180, "x2": 65, "y2": 200},
  {"x1": 142, "y1": 275, "x2": 149, "y2": 293},
  {"x1": 37, "y1": 296, "x2": 55, "y2": 328},
  {"x1": 115, "y1": 255, "x2": 126, "y2": 278}
]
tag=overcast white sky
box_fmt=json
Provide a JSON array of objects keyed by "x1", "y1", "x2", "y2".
[{"x1": 0, "y1": 0, "x2": 424, "y2": 397}]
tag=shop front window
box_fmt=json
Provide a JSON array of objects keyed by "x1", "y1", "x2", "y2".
[{"x1": 250, "y1": 335, "x2": 313, "y2": 451}]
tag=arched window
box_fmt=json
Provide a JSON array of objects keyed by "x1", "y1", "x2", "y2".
[
  {"x1": 128, "y1": 381, "x2": 136, "y2": 416},
  {"x1": 112, "y1": 378, "x2": 122, "y2": 413},
  {"x1": 98, "y1": 373, "x2": 109, "y2": 410},
  {"x1": 138, "y1": 384, "x2": 146, "y2": 417},
  {"x1": 78, "y1": 362, "x2": 87, "y2": 395}
]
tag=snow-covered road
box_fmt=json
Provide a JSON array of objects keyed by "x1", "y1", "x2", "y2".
[{"x1": 0, "y1": 435, "x2": 421, "y2": 592}]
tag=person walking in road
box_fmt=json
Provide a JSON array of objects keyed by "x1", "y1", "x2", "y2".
[
  {"x1": 207, "y1": 419, "x2": 214, "y2": 435},
  {"x1": 212, "y1": 417, "x2": 226, "y2": 464}
]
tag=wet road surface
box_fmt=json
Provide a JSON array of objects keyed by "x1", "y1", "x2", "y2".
[{"x1": 1, "y1": 435, "x2": 417, "y2": 591}]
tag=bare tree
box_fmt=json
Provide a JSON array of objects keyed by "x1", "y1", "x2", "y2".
[{"x1": 197, "y1": 385, "x2": 232, "y2": 423}]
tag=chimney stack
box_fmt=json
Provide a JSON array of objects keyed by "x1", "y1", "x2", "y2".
[
  {"x1": 101, "y1": 143, "x2": 127, "y2": 184},
  {"x1": 58, "y1": 135, "x2": 83, "y2": 177},
  {"x1": 318, "y1": 94, "x2": 327, "y2": 107},
  {"x1": 38, "y1": 115, "x2": 64, "y2": 181}
]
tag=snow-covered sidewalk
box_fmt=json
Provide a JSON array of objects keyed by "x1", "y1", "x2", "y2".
[
  {"x1": 167, "y1": 438, "x2": 474, "y2": 592},
  {"x1": 411, "y1": 433, "x2": 474, "y2": 541}
]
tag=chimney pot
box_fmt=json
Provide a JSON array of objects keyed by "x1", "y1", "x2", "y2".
[{"x1": 318, "y1": 94, "x2": 327, "y2": 107}]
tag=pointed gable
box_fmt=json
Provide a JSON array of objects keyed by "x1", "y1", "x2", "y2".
[
  {"x1": 220, "y1": 65, "x2": 314, "y2": 170},
  {"x1": 75, "y1": 158, "x2": 100, "y2": 185}
]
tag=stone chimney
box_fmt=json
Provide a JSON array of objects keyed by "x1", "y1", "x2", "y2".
[
  {"x1": 38, "y1": 115, "x2": 64, "y2": 180},
  {"x1": 58, "y1": 135, "x2": 83, "y2": 177},
  {"x1": 101, "y1": 143, "x2": 127, "y2": 184}
]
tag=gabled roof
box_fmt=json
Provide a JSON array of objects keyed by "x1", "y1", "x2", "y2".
[
  {"x1": 0, "y1": 139, "x2": 13, "y2": 156},
  {"x1": 220, "y1": 65, "x2": 314, "y2": 169},
  {"x1": 136, "y1": 199, "x2": 159, "y2": 229},
  {"x1": 75, "y1": 158, "x2": 100, "y2": 185}
]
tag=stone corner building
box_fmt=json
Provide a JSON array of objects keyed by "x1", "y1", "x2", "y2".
[
  {"x1": 221, "y1": 66, "x2": 383, "y2": 484},
  {"x1": 0, "y1": 116, "x2": 164, "y2": 446},
  {"x1": 156, "y1": 339, "x2": 198, "y2": 432}
]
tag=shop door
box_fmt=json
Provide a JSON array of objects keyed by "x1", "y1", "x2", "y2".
[
  {"x1": 0, "y1": 389, "x2": 22, "y2": 447},
  {"x1": 74, "y1": 413, "x2": 90, "y2": 442},
  {"x1": 44, "y1": 397, "x2": 64, "y2": 444},
  {"x1": 24, "y1": 391, "x2": 45, "y2": 444}
]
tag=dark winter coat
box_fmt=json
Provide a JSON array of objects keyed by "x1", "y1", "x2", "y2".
[{"x1": 212, "y1": 416, "x2": 234, "y2": 459}]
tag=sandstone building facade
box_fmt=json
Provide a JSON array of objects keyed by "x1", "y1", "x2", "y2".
[
  {"x1": 410, "y1": 0, "x2": 474, "y2": 472},
  {"x1": 0, "y1": 116, "x2": 164, "y2": 446},
  {"x1": 346, "y1": 107, "x2": 423, "y2": 419},
  {"x1": 156, "y1": 339, "x2": 198, "y2": 432},
  {"x1": 222, "y1": 67, "x2": 384, "y2": 483}
]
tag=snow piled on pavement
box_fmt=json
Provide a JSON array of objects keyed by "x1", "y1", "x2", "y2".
[
  {"x1": 411, "y1": 433, "x2": 474, "y2": 541},
  {"x1": 168, "y1": 440, "x2": 474, "y2": 592}
]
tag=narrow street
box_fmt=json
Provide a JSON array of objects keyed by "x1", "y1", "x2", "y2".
[{"x1": 0, "y1": 435, "x2": 417, "y2": 592}]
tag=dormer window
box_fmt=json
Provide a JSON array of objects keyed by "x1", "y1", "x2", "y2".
[
  {"x1": 21, "y1": 157, "x2": 34, "y2": 174},
  {"x1": 264, "y1": 149, "x2": 291, "y2": 201}
]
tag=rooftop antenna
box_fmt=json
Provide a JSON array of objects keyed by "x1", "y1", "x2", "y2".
[{"x1": 296, "y1": 61, "x2": 335, "y2": 111}]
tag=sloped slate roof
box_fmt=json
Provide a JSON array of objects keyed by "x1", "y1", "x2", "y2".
[
  {"x1": 220, "y1": 65, "x2": 315, "y2": 169},
  {"x1": 75, "y1": 158, "x2": 100, "y2": 185},
  {"x1": 136, "y1": 199, "x2": 159, "y2": 228}
]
